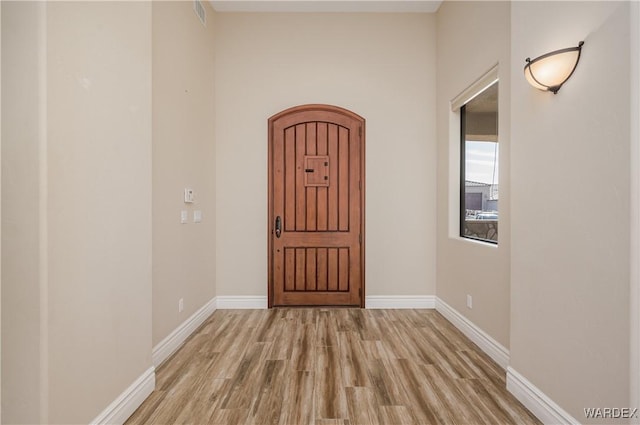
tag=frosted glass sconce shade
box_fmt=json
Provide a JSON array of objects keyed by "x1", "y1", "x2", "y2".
[{"x1": 524, "y1": 41, "x2": 584, "y2": 94}]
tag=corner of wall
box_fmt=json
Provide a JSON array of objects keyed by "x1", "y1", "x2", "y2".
[
  {"x1": 1, "y1": 2, "x2": 3, "y2": 420},
  {"x1": 152, "y1": 0, "x2": 217, "y2": 348},
  {"x1": 631, "y1": 0, "x2": 640, "y2": 418},
  {"x1": 1, "y1": 2, "x2": 48, "y2": 422},
  {"x1": 434, "y1": 0, "x2": 511, "y2": 352}
]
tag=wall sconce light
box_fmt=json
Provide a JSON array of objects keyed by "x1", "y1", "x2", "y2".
[{"x1": 524, "y1": 41, "x2": 584, "y2": 94}]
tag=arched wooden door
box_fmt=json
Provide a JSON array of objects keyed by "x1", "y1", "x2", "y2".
[{"x1": 268, "y1": 105, "x2": 365, "y2": 307}]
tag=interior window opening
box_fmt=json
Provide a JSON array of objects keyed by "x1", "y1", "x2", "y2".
[{"x1": 460, "y1": 81, "x2": 499, "y2": 244}]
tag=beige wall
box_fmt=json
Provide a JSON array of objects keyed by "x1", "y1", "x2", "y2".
[
  {"x1": 214, "y1": 13, "x2": 437, "y2": 298},
  {"x1": 46, "y1": 2, "x2": 153, "y2": 423},
  {"x1": 152, "y1": 1, "x2": 216, "y2": 347},
  {"x1": 435, "y1": 1, "x2": 511, "y2": 348},
  {"x1": 510, "y1": 2, "x2": 631, "y2": 422},
  {"x1": 632, "y1": 0, "x2": 640, "y2": 416},
  {"x1": 1, "y1": 2, "x2": 46, "y2": 422},
  {"x1": 1, "y1": 2, "x2": 3, "y2": 419},
  {"x1": 3, "y1": 2, "x2": 154, "y2": 423}
]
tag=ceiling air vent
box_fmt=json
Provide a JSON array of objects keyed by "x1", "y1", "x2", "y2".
[{"x1": 193, "y1": 0, "x2": 206, "y2": 26}]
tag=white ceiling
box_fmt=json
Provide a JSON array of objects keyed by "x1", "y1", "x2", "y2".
[{"x1": 209, "y1": 0, "x2": 442, "y2": 13}]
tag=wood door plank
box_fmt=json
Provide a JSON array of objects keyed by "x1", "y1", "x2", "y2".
[
  {"x1": 327, "y1": 248, "x2": 338, "y2": 291},
  {"x1": 306, "y1": 248, "x2": 317, "y2": 291},
  {"x1": 306, "y1": 123, "x2": 317, "y2": 231},
  {"x1": 284, "y1": 249, "x2": 295, "y2": 292},
  {"x1": 316, "y1": 123, "x2": 329, "y2": 231},
  {"x1": 295, "y1": 248, "x2": 306, "y2": 291},
  {"x1": 338, "y1": 248, "x2": 349, "y2": 292},
  {"x1": 295, "y1": 124, "x2": 307, "y2": 231},
  {"x1": 316, "y1": 248, "x2": 328, "y2": 292},
  {"x1": 327, "y1": 124, "x2": 339, "y2": 232},
  {"x1": 284, "y1": 126, "x2": 296, "y2": 232},
  {"x1": 338, "y1": 126, "x2": 350, "y2": 232}
]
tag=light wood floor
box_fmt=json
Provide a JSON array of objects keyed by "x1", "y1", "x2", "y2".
[{"x1": 126, "y1": 309, "x2": 540, "y2": 425}]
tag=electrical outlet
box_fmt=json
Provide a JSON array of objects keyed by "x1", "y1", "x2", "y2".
[
  {"x1": 466, "y1": 294, "x2": 473, "y2": 309},
  {"x1": 178, "y1": 298, "x2": 184, "y2": 313}
]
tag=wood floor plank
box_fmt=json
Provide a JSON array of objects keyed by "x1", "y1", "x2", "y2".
[
  {"x1": 390, "y1": 358, "x2": 439, "y2": 425},
  {"x1": 478, "y1": 376, "x2": 541, "y2": 425},
  {"x1": 219, "y1": 342, "x2": 268, "y2": 410},
  {"x1": 457, "y1": 348, "x2": 507, "y2": 387},
  {"x1": 377, "y1": 357, "x2": 418, "y2": 408},
  {"x1": 124, "y1": 391, "x2": 167, "y2": 425},
  {"x1": 416, "y1": 325, "x2": 476, "y2": 380},
  {"x1": 422, "y1": 363, "x2": 483, "y2": 425},
  {"x1": 172, "y1": 378, "x2": 228, "y2": 425},
  {"x1": 291, "y1": 322, "x2": 315, "y2": 371},
  {"x1": 246, "y1": 359, "x2": 287, "y2": 425},
  {"x1": 278, "y1": 370, "x2": 315, "y2": 425},
  {"x1": 379, "y1": 405, "x2": 416, "y2": 425},
  {"x1": 207, "y1": 407, "x2": 250, "y2": 425},
  {"x1": 206, "y1": 317, "x2": 259, "y2": 380},
  {"x1": 366, "y1": 359, "x2": 395, "y2": 406},
  {"x1": 315, "y1": 420, "x2": 351, "y2": 425},
  {"x1": 338, "y1": 331, "x2": 372, "y2": 387},
  {"x1": 315, "y1": 344, "x2": 349, "y2": 420},
  {"x1": 125, "y1": 309, "x2": 541, "y2": 425},
  {"x1": 267, "y1": 313, "x2": 297, "y2": 361},
  {"x1": 345, "y1": 386, "x2": 382, "y2": 425},
  {"x1": 316, "y1": 310, "x2": 339, "y2": 347},
  {"x1": 456, "y1": 378, "x2": 515, "y2": 424}
]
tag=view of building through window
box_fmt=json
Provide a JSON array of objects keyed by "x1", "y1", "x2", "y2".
[{"x1": 461, "y1": 81, "x2": 498, "y2": 243}]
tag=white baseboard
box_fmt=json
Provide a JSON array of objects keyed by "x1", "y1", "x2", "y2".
[
  {"x1": 216, "y1": 295, "x2": 267, "y2": 309},
  {"x1": 435, "y1": 297, "x2": 510, "y2": 370},
  {"x1": 90, "y1": 366, "x2": 155, "y2": 425},
  {"x1": 365, "y1": 295, "x2": 436, "y2": 309},
  {"x1": 507, "y1": 367, "x2": 579, "y2": 425},
  {"x1": 152, "y1": 297, "x2": 217, "y2": 367}
]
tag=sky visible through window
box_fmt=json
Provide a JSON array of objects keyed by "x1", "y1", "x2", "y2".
[{"x1": 465, "y1": 140, "x2": 499, "y2": 185}]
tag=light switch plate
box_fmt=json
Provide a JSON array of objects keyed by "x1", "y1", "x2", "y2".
[
  {"x1": 181, "y1": 210, "x2": 188, "y2": 224},
  {"x1": 184, "y1": 188, "x2": 194, "y2": 203},
  {"x1": 193, "y1": 210, "x2": 202, "y2": 223}
]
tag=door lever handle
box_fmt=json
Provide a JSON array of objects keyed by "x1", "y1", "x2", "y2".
[{"x1": 275, "y1": 216, "x2": 282, "y2": 238}]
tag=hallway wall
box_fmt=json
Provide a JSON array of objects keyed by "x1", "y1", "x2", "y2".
[
  {"x1": 152, "y1": 1, "x2": 216, "y2": 348},
  {"x1": 435, "y1": 0, "x2": 511, "y2": 349},
  {"x1": 510, "y1": 2, "x2": 631, "y2": 422},
  {"x1": 1, "y1": 2, "x2": 46, "y2": 422},
  {"x1": 2, "y1": 2, "x2": 153, "y2": 423}
]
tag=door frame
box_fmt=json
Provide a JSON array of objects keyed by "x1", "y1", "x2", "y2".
[{"x1": 267, "y1": 104, "x2": 365, "y2": 308}]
